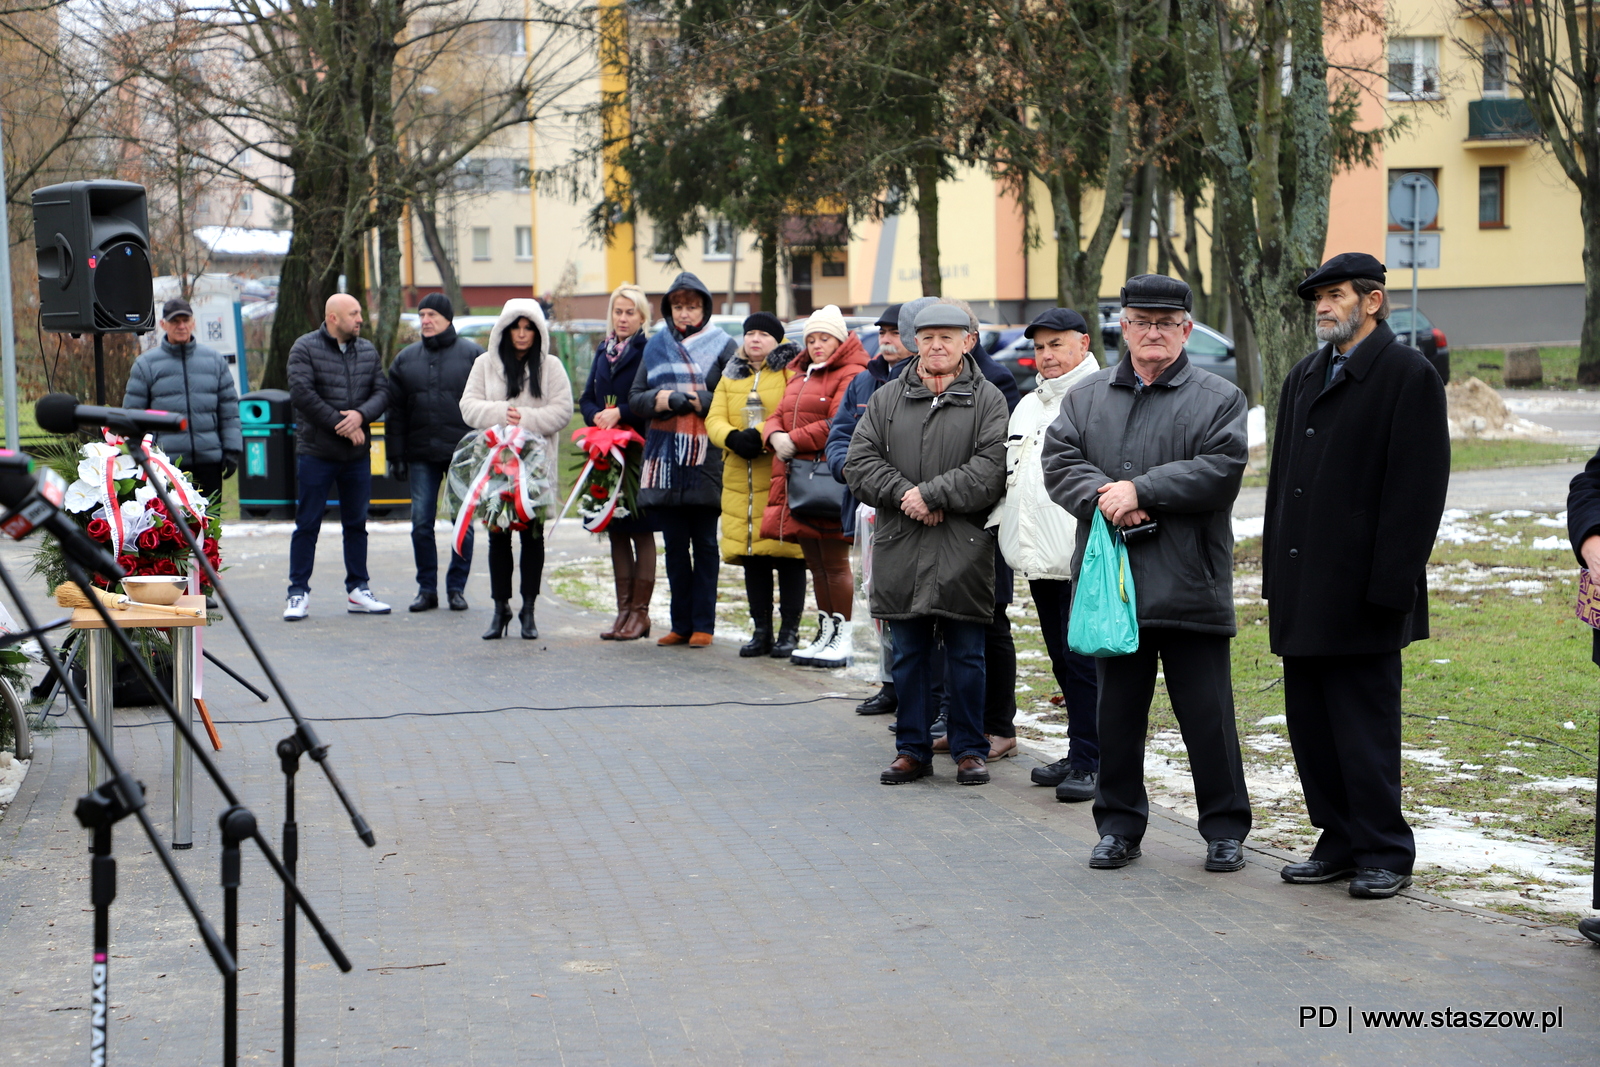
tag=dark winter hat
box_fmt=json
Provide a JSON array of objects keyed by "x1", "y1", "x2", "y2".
[
  {"x1": 1024, "y1": 307, "x2": 1089, "y2": 338},
  {"x1": 1296, "y1": 252, "x2": 1387, "y2": 300},
  {"x1": 161, "y1": 297, "x2": 193, "y2": 320},
  {"x1": 875, "y1": 303, "x2": 903, "y2": 330},
  {"x1": 913, "y1": 303, "x2": 973, "y2": 333},
  {"x1": 418, "y1": 292, "x2": 455, "y2": 321},
  {"x1": 742, "y1": 311, "x2": 785, "y2": 342},
  {"x1": 1120, "y1": 274, "x2": 1193, "y2": 312}
]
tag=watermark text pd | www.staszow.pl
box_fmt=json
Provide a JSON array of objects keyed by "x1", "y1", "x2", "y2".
[{"x1": 1300, "y1": 1005, "x2": 1563, "y2": 1032}]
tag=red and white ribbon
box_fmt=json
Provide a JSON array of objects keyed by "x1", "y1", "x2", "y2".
[{"x1": 451, "y1": 425, "x2": 535, "y2": 553}]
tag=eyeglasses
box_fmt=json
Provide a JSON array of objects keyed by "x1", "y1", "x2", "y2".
[{"x1": 1123, "y1": 319, "x2": 1187, "y2": 334}]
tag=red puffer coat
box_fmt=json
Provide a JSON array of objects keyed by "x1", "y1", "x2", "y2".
[{"x1": 761, "y1": 333, "x2": 870, "y2": 541}]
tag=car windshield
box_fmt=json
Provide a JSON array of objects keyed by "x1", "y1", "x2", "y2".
[{"x1": 1388, "y1": 308, "x2": 1431, "y2": 333}]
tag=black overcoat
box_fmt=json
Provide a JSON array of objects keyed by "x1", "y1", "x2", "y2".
[
  {"x1": 1565, "y1": 449, "x2": 1600, "y2": 664},
  {"x1": 1262, "y1": 321, "x2": 1450, "y2": 656}
]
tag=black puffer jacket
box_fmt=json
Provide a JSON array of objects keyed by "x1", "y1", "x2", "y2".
[
  {"x1": 386, "y1": 327, "x2": 482, "y2": 465},
  {"x1": 286, "y1": 326, "x2": 389, "y2": 462},
  {"x1": 123, "y1": 336, "x2": 242, "y2": 465}
]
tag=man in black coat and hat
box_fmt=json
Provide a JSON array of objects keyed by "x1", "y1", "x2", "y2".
[{"x1": 1263, "y1": 252, "x2": 1449, "y2": 899}]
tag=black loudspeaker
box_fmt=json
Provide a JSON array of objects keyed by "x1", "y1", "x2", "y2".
[{"x1": 31, "y1": 180, "x2": 155, "y2": 334}]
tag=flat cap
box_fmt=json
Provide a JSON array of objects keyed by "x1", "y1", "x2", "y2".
[
  {"x1": 913, "y1": 303, "x2": 973, "y2": 332},
  {"x1": 1025, "y1": 307, "x2": 1089, "y2": 338},
  {"x1": 1120, "y1": 274, "x2": 1192, "y2": 312},
  {"x1": 1297, "y1": 252, "x2": 1386, "y2": 300},
  {"x1": 874, "y1": 303, "x2": 903, "y2": 330},
  {"x1": 161, "y1": 297, "x2": 193, "y2": 319}
]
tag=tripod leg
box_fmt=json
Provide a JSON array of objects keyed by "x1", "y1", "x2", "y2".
[
  {"x1": 277, "y1": 735, "x2": 303, "y2": 1067},
  {"x1": 90, "y1": 821, "x2": 113, "y2": 1065},
  {"x1": 220, "y1": 806, "x2": 256, "y2": 1067}
]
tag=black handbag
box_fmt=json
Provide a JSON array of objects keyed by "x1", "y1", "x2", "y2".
[{"x1": 785, "y1": 456, "x2": 843, "y2": 520}]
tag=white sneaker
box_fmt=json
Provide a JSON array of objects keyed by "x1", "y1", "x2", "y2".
[
  {"x1": 790, "y1": 612, "x2": 835, "y2": 666},
  {"x1": 283, "y1": 593, "x2": 309, "y2": 621},
  {"x1": 809, "y1": 612, "x2": 854, "y2": 669},
  {"x1": 346, "y1": 588, "x2": 391, "y2": 614}
]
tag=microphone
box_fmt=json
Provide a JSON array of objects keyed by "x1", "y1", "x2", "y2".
[
  {"x1": 36, "y1": 392, "x2": 187, "y2": 436},
  {"x1": 0, "y1": 464, "x2": 125, "y2": 581}
]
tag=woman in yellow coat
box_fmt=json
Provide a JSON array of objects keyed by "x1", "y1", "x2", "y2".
[{"x1": 705, "y1": 313, "x2": 808, "y2": 658}]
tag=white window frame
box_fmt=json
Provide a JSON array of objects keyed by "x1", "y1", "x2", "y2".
[
  {"x1": 238, "y1": 192, "x2": 253, "y2": 213},
  {"x1": 471, "y1": 226, "x2": 492, "y2": 261},
  {"x1": 1388, "y1": 37, "x2": 1442, "y2": 100},
  {"x1": 1482, "y1": 35, "x2": 1508, "y2": 97},
  {"x1": 703, "y1": 219, "x2": 738, "y2": 261},
  {"x1": 514, "y1": 226, "x2": 533, "y2": 261}
]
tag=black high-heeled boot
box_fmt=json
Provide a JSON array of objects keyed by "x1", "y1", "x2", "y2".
[
  {"x1": 519, "y1": 602, "x2": 538, "y2": 639},
  {"x1": 769, "y1": 619, "x2": 802, "y2": 658},
  {"x1": 482, "y1": 600, "x2": 512, "y2": 640}
]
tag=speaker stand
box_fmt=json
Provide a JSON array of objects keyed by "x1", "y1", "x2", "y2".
[{"x1": 93, "y1": 332, "x2": 106, "y2": 405}]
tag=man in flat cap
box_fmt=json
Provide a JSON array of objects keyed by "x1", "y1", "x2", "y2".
[
  {"x1": 1041, "y1": 275, "x2": 1253, "y2": 872},
  {"x1": 1264, "y1": 252, "x2": 1449, "y2": 899}
]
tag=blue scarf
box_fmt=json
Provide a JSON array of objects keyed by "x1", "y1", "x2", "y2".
[{"x1": 639, "y1": 320, "x2": 726, "y2": 489}]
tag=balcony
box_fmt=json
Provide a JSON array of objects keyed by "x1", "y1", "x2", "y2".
[{"x1": 1467, "y1": 98, "x2": 1541, "y2": 143}]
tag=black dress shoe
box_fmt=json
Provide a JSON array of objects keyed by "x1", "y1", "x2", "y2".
[
  {"x1": 855, "y1": 685, "x2": 897, "y2": 715},
  {"x1": 1280, "y1": 859, "x2": 1357, "y2": 884},
  {"x1": 1205, "y1": 838, "x2": 1246, "y2": 872},
  {"x1": 447, "y1": 590, "x2": 469, "y2": 611},
  {"x1": 1031, "y1": 757, "x2": 1072, "y2": 786},
  {"x1": 1089, "y1": 835, "x2": 1141, "y2": 869},
  {"x1": 1054, "y1": 769, "x2": 1097, "y2": 803},
  {"x1": 409, "y1": 592, "x2": 438, "y2": 612},
  {"x1": 880, "y1": 755, "x2": 933, "y2": 785},
  {"x1": 740, "y1": 628, "x2": 773, "y2": 657},
  {"x1": 1578, "y1": 916, "x2": 1600, "y2": 945},
  {"x1": 1349, "y1": 868, "x2": 1412, "y2": 899}
]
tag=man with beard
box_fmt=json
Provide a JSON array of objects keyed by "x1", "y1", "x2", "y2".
[{"x1": 1263, "y1": 252, "x2": 1449, "y2": 899}]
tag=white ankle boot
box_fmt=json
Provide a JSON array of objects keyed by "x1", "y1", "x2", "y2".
[
  {"x1": 790, "y1": 611, "x2": 835, "y2": 666},
  {"x1": 809, "y1": 612, "x2": 854, "y2": 668}
]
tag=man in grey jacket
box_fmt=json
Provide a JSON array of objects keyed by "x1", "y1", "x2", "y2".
[
  {"x1": 845, "y1": 302, "x2": 1009, "y2": 787},
  {"x1": 1041, "y1": 274, "x2": 1252, "y2": 872},
  {"x1": 123, "y1": 297, "x2": 242, "y2": 501},
  {"x1": 284, "y1": 293, "x2": 392, "y2": 621}
]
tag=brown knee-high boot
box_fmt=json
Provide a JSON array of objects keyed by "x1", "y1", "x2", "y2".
[
  {"x1": 615, "y1": 533, "x2": 656, "y2": 640},
  {"x1": 601, "y1": 532, "x2": 635, "y2": 639}
]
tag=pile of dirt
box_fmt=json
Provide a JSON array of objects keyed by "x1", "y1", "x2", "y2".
[{"x1": 1446, "y1": 377, "x2": 1556, "y2": 439}]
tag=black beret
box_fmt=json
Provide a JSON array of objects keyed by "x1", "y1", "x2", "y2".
[
  {"x1": 1024, "y1": 307, "x2": 1089, "y2": 338},
  {"x1": 1120, "y1": 274, "x2": 1192, "y2": 312},
  {"x1": 1297, "y1": 252, "x2": 1386, "y2": 300},
  {"x1": 742, "y1": 311, "x2": 786, "y2": 341},
  {"x1": 874, "y1": 303, "x2": 903, "y2": 330}
]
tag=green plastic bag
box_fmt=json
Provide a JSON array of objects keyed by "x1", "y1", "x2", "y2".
[{"x1": 1068, "y1": 510, "x2": 1140, "y2": 657}]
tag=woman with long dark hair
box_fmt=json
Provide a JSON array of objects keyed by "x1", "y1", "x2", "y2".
[
  {"x1": 460, "y1": 298, "x2": 573, "y2": 639},
  {"x1": 578, "y1": 284, "x2": 656, "y2": 640}
]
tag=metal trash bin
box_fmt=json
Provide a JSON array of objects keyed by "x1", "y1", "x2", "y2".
[{"x1": 237, "y1": 389, "x2": 295, "y2": 519}]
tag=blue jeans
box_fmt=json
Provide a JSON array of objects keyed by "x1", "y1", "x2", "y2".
[
  {"x1": 288, "y1": 454, "x2": 371, "y2": 596},
  {"x1": 889, "y1": 616, "x2": 987, "y2": 764},
  {"x1": 656, "y1": 506, "x2": 718, "y2": 636},
  {"x1": 409, "y1": 460, "x2": 473, "y2": 595}
]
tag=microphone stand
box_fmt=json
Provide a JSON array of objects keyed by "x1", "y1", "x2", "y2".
[
  {"x1": 0, "y1": 556, "x2": 236, "y2": 1063},
  {"x1": 113, "y1": 428, "x2": 372, "y2": 1066}
]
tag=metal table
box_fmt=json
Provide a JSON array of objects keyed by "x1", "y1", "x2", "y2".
[{"x1": 70, "y1": 594, "x2": 207, "y2": 848}]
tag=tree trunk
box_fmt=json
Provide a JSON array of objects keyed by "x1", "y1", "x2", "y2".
[
  {"x1": 1580, "y1": 192, "x2": 1600, "y2": 384},
  {"x1": 914, "y1": 149, "x2": 942, "y2": 296},
  {"x1": 263, "y1": 160, "x2": 348, "y2": 390},
  {"x1": 1125, "y1": 164, "x2": 1154, "y2": 279},
  {"x1": 414, "y1": 197, "x2": 467, "y2": 318},
  {"x1": 758, "y1": 222, "x2": 779, "y2": 312},
  {"x1": 375, "y1": 214, "x2": 403, "y2": 366}
]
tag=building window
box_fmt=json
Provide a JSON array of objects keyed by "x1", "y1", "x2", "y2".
[
  {"x1": 1387, "y1": 169, "x2": 1440, "y2": 230},
  {"x1": 703, "y1": 219, "x2": 737, "y2": 260},
  {"x1": 238, "y1": 193, "x2": 252, "y2": 213},
  {"x1": 1482, "y1": 35, "x2": 1508, "y2": 96},
  {"x1": 1388, "y1": 37, "x2": 1441, "y2": 99},
  {"x1": 820, "y1": 258, "x2": 846, "y2": 277},
  {"x1": 515, "y1": 226, "x2": 533, "y2": 260},
  {"x1": 421, "y1": 226, "x2": 455, "y2": 262},
  {"x1": 472, "y1": 227, "x2": 491, "y2": 261},
  {"x1": 238, "y1": 148, "x2": 253, "y2": 167},
  {"x1": 481, "y1": 21, "x2": 524, "y2": 55},
  {"x1": 1479, "y1": 167, "x2": 1506, "y2": 227}
]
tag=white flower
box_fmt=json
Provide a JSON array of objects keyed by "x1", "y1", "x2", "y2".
[
  {"x1": 81, "y1": 442, "x2": 118, "y2": 459},
  {"x1": 120, "y1": 499, "x2": 152, "y2": 540},
  {"x1": 64, "y1": 479, "x2": 100, "y2": 513}
]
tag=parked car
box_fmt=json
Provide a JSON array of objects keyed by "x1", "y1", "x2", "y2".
[
  {"x1": 995, "y1": 313, "x2": 1240, "y2": 395},
  {"x1": 783, "y1": 317, "x2": 881, "y2": 356},
  {"x1": 1387, "y1": 307, "x2": 1451, "y2": 382}
]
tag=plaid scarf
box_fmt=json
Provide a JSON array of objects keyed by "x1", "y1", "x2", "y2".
[
  {"x1": 639, "y1": 320, "x2": 726, "y2": 489},
  {"x1": 600, "y1": 332, "x2": 627, "y2": 365}
]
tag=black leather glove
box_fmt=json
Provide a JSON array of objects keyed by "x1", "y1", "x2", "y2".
[
  {"x1": 389, "y1": 460, "x2": 409, "y2": 481},
  {"x1": 221, "y1": 456, "x2": 238, "y2": 480},
  {"x1": 724, "y1": 428, "x2": 764, "y2": 459},
  {"x1": 668, "y1": 390, "x2": 695, "y2": 416}
]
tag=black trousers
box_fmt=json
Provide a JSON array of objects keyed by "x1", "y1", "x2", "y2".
[
  {"x1": 1093, "y1": 627, "x2": 1252, "y2": 843},
  {"x1": 741, "y1": 555, "x2": 807, "y2": 630},
  {"x1": 1030, "y1": 579, "x2": 1100, "y2": 771},
  {"x1": 186, "y1": 461, "x2": 224, "y2": 503},
  {"x1": 1283, "y1": 652, "x2": 1413, "y2": 874},
  {"x1": 488, "y1": 524, "x2": 544, "y2": 605},
  {"x1": 984, "y1": 604, "x2": 1017, "y2": 738}
]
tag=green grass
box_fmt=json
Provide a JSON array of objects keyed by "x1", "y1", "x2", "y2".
[
  {"x1": 1447, "y1": 438, "x2": 1593, "y2": 471},
  {"x1": 1453, "y1": 346, "x2": 1585, "y2": 390}
]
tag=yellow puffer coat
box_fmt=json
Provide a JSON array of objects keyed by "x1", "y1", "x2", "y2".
[{"x1": 706, "y1": 348, "x2": 803, "y2": 562}]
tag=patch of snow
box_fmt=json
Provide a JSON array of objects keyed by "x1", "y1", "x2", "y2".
[
  {"x1": 1515, "y1": 776, "x2": 1597, "y2": 793},
  {"x1": 0, "y1": 751, "x2": 27, "y2": 807},
  {"x1": 1256, "y1": 714, "x2": 1287, "y2": 726},
  {"x1": 1530, "y1": 536, "x2": 1572, "y2": 551},
  {"x1": 1247, "y1": 405, "x2": 1266, "y2": 448},
  {"x1": 1232, "y1": 515, "x2": 1264, "y2": 541}
]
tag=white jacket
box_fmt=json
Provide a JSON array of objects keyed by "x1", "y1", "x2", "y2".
[
  {"x1": 460, "y1": 299, "x2": 574, "y2": 489},
  {"x1": 988, "y1": 355, "x2": 1100, "y2": 580}
]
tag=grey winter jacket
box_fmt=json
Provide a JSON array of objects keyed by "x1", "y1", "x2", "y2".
[
  {"x1": 122, "y1": 337, "x2": 242, "y2": 465},
  {"x1": 843, "y1": 354, "x2": 1009, "y2": 623},
  {"x1": 286, "y1": 326, "x2": 389, "y2": 462},
  {"x1": 1040, "y1": 352, "x2": 1247, "y2": 635}
]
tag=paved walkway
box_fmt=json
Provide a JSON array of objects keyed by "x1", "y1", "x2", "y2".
[
  {"x1": 1, "y1": 530, "x2": 1597, "y2": 1064},
  {"x1": 1236, "y1": 461, "x2": 1589, "y2": 518}
]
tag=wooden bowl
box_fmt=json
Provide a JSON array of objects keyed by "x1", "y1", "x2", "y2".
[{"x1": 121, "y1": 576, "x2": 187, "y2": 605}]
